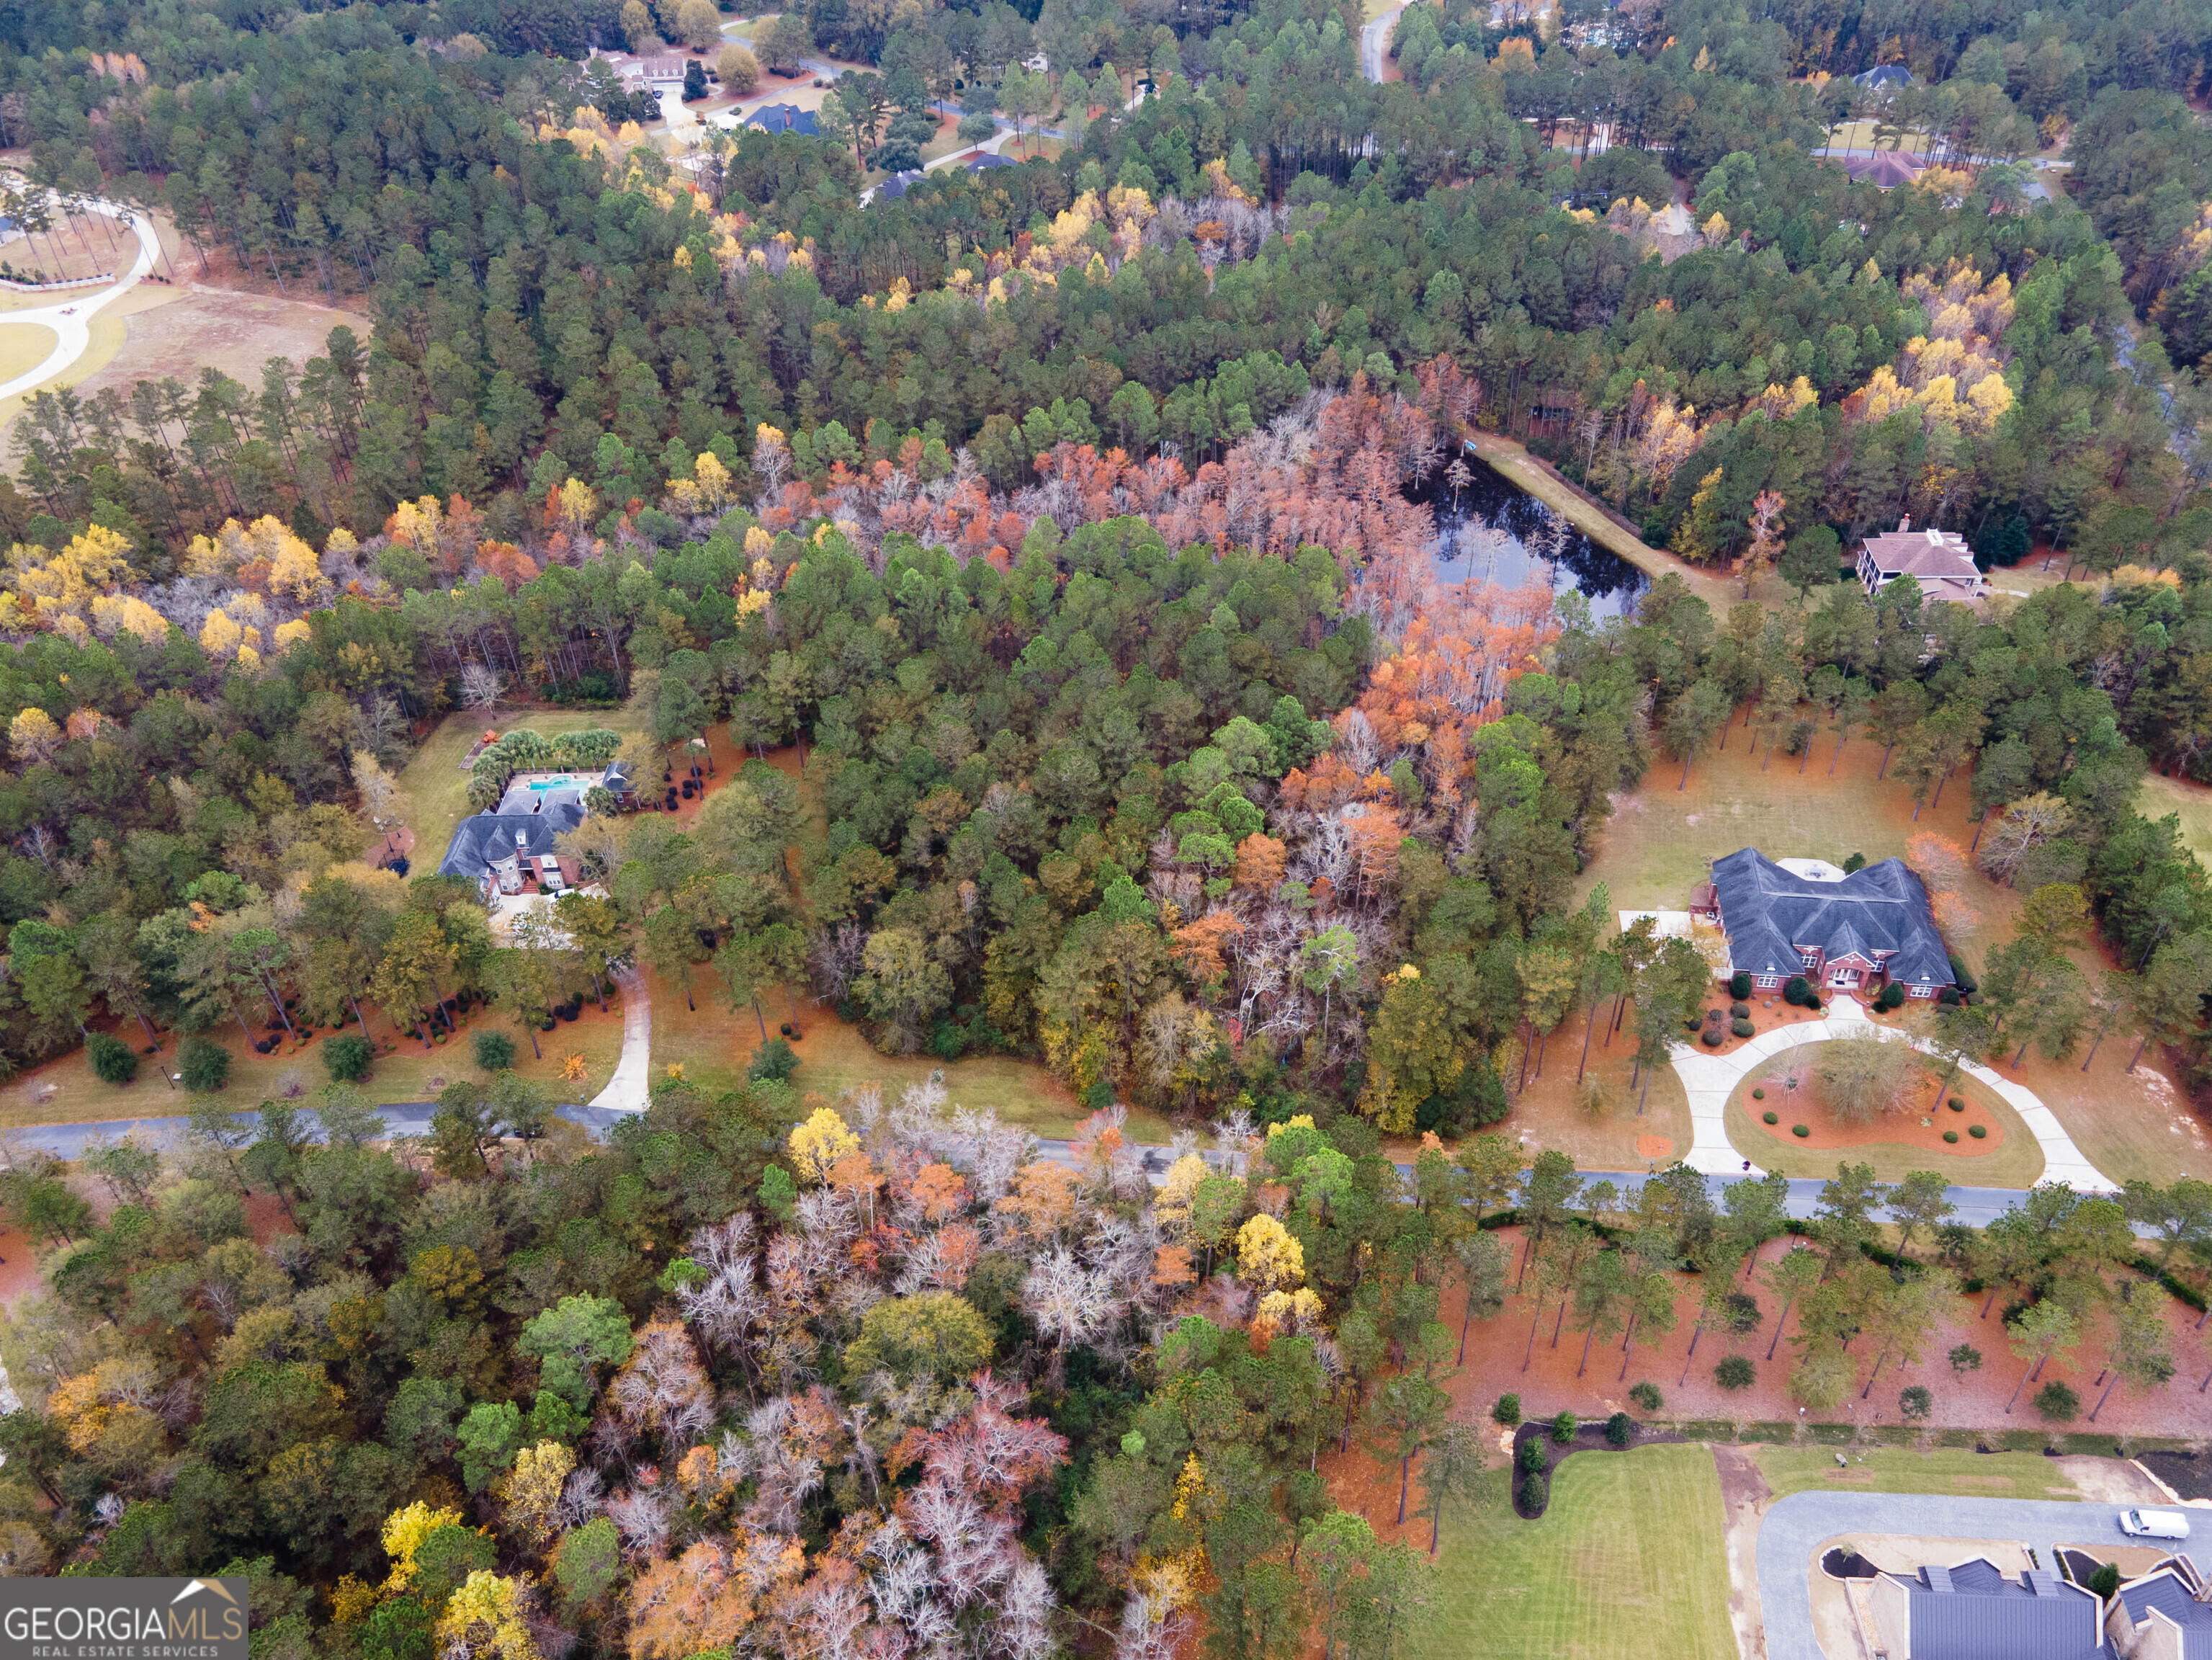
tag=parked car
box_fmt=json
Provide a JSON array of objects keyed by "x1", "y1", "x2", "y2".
[{"x1": 2118, "y1": 1509, "x2": 2191, "y2": 1540}]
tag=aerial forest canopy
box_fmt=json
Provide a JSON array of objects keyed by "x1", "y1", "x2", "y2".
[{"x1": 0, "y1": 0, "x2": 2211, "y2": 1650}]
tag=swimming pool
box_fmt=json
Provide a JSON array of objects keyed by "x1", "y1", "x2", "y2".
[{"x1": 519, "y1": 773, "x2": 598, "y2": 792}]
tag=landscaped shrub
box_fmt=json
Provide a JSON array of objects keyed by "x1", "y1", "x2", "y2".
[
  {"x1": 1763, "y1": 1110, "x2": 1779, "y2": 1125},
  {"x1": 1938, "y1": 986, "x2": 1962, "y2": 1005},
  {"x1": 1549, "y1": 1411, "x2": 1577, "y2": 1445},
  {"x1": 323, "y1": 1034, "x2": 374, "y2": 1083},
  {"x1": 1899, "y1": 1385, "x2": 1933, "y2": 1422},
  {"x1": 1629, "y1": 1381, "x2": 1662, "y2": 1413},
  {"x1": 1877, "y1": 982, "x2": 1906, "y2": 1010},
  {"x1": 1518, "y1": 1471, "x2": 1546, "y2": 1512},
  {"x1": 1732, "y1": 1018, "x2": 1755, "y2": 1038},
  {"x1": 1949, "y1": 1344, "x2": 1982, "y2": 1375},
  {"x1": 179, "y1": 1037, "x2": 230, "y2": 1092},
  {"x1": 1729, "y1": 972, "x2": 1751, "y2": 1000},
  {"x1": 1752, "y1": 1087, "x2": 1765, "y2": 1099},
  {"x1": 1792, "y1": 1123, "x2": 1810, "y2": 1137},
  {"x1": 1716, "y1": 1355, "x2": 1756, "y2": 1391},
  {"x1": 2087, "y1": 1563, "x2": 2121, "y2": 1599},
  {"x1": 1783, "y1": 976, "x2": 1811, "y2": 1005},
  {"x1": 1948, "y1": 954, "x2": 1978, "y2": 995},
  {"x1": 86, "y1": 1032, "x2": 138, "y2": 1085},
  {"x1": 474, "y1": 1030, "x2": 516, "y2": 1071},
  {"x1": 1517, "y1": 1435, "x2": 1547, "y2": 1473},
  {"x1": 1842, "y1": 852, "x2": 1866, "y2": 873},
  {"x1": 1492, "y1": 1393, "x2": 1521, "y2": 1428},
  {"x1": 1806, "y1": 995, "x2": 1822, "y2": 1012},
  {"x1": 1948, "y1": 1097, "x2": 1965, "y2": 1111},
  {"x1": 748, "y1": 1037, "x2": 799, "y2": 1082},
  {"x1": 1969, "y1": 1124, "x2": 1987, "y2": 1138},
  {"x1": 1943, "y1": 1130, "x2": 1959, "y2": 1143},
  {"x1": 1729, "y1": 1001, "x2": 1750, "y2": 1019},
  {"x1": 2034, "y1": 1381, "x2": 2082, "y2": 1423},
  {"x1": 1604, "y1": 1412, "x2": 1636, "y2": 1447},
  {"x1": 1701, "y1": 1028, "x2": 1724, "y2": 1046}
]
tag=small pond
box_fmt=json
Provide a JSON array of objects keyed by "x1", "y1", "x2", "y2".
[{"x1": 1419, "y1": 446, "x2": 1649, "y2": 621}]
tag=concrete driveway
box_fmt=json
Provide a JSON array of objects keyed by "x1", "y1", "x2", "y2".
[{"x1": 1757, "y1": 1490, "x2": 2199, "y2": 1660}]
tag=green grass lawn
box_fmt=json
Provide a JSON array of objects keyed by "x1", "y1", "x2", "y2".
[
  {"x1": 396, "y1": 705, "x2": 650, "y2": 871},
  {"x1": 1412, "y1": 1445, "x2": 1734, "y2": 1660},
  {"x1": 1751, "y1": 1446, "x2": 2085, "y2": 1501},
  {"x1": 2136, "y1": 774, "x2": 2212, "y2": 865}
]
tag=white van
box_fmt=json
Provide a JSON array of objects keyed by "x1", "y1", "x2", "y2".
[{"x1": 2118, "y1": 1509, "x2": 2192, "y2": 1540}]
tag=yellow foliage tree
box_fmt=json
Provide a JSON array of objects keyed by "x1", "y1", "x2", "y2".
[
  {"x1": 556, "y1": 478, "x2": 599, "y2": 531},
  {"x1": 438, "y1": 1571, "x2": 539, "y2": 1660},
  {"x1": 9, "y1": 706, "x2": 61, "y2": 764},
  {"x1": 381, "y1": 1499, "x2": 465, "y2": 1592},
  {"x1": 200, "y1": 609, "x2": 245, "y2": 660},
  {"x1": 89, "y1": 593, "x2": 170, "y2": 643},
  {"x1": 788, "y1": 1107, "x2": 860, "y2": 1183},
  {"x1": 1153, "y1": 1153, "x2": 1209, "y2": 1234},
  {"x1": 496, "y1": 1441, "x2": 574, "y2": 1547},
  {"x1": 1234, "y1": 1213, "x2": 1304, "y2": 1293}
]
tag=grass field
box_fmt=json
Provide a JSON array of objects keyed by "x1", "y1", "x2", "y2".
[
  {"x1": 0, "y1": 999, "x2": 628, "y2": 1130},
  {"x1": 0, "y1": 322, "x2": 54, "y2": 380},
  {"x1": 2136, "y1": 773, "x2": 2212, "y2": 865},
  {"x1": 396, "y1": 704, "x2": 652, "y2": 870},
  {"x1": 1412, "y1": 1445, "x2": 1734, "y2": 1660},
  {"x1": 1751, "y1": 1446, "x2": 2085, "y2": 1501},
  {"x1": 1575, "y1": 718, "x2": 2020, "y2": 966},
  {"x1": 645, "y1": 970, "x2": 1173, "y2": 1142},
  {"x1": 1721, "y1": 1061, "x2": 2046, "y2": 1187}
]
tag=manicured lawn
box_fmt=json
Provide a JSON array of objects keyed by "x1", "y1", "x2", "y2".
[
  {"x1": 0, "y1": 999, "x2": 629, "y2": 1129},
  {"x1": 1413, "y1": 1445, "x2": 1734, "y2": 1660},
  {"x1": 1721, "y1": 1061, "x2": 2047, "y2": 1187},
  {"x1": 1750, "y1": 1446, "x2": 2085, "y2": 1501},
  {"x1": 395, "y1": 704, "x2": 650, "y2": 876},
  {"x1": 0, "y1": 322, "x2": 55, "y2": 380}
]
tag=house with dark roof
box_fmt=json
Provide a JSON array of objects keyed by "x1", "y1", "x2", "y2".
[
  {"x1": 1870, "y1": 1558, "x2": 2105, "y2": 1660},
  {"x1": 744, "y1": 103, "x2": 820, "y2": 136},
  {"x1": 2108, "y1": 1556, "x2": 2212, "y2": 1658},
  {"x1": 1708, "y1": 847, "x2": 1956, "y2": 998},
  {"x1": 1858, "y1": 515, "x2": 1987, "y2": 602},
  {"x1": 436, "y1": 796, "x2": 584, "y2": 901},
  {"x1": 1841, "y1": 151, "x2": 1929, "y2": 190}
]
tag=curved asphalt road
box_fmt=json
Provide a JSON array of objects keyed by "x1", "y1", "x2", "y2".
[
  {"x1": 0, "y1": 198, "x2": 158, "y2": 403},
  {"x1": 1756, "y1": 1491, "x2": 2199, "y2": 1660}
]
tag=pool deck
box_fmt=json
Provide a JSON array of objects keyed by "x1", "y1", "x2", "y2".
[{"x1": 493, "y1": 771, "x2": 606, "y2": 814}]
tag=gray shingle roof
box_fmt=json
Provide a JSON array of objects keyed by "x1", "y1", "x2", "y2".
[
  {"x1": 2118, "y1": 1566, "x2": 2212, "y2": 1656},
  {"x1": 1709, "y1": 847, "x2": 1956, "y2": 986},
  {"x1": 436, "y1": 800, "x2": 584, "y2": 880},
  {"x1": 1887, "y1": 1561, "x2": 2104, "y2": 1660}
]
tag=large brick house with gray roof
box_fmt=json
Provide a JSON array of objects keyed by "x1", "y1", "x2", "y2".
[{"x1": 1706, "y1": 847, "x2": 1956, "y2": 999}]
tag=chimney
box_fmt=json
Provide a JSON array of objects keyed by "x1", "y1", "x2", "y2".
[{"x1": 1898, "y1": 515, "x2": 1911, "y2": 532}]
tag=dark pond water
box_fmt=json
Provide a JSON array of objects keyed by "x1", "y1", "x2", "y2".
[{"x1": 1417, "y1": 446, "x2": 1649, "y2": 621}]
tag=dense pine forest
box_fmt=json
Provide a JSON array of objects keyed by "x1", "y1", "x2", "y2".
[{"x1": 0, "y1": 0, "x2": 2209, "y2": 1651}]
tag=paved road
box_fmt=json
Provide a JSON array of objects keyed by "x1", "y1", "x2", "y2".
[
  {"x1": 1756, "y1": 1490, "x2": 2200, "y2": 1660},
  {"x1": 0, "y1": 196, "x2": 158, "y2": 402},
  {"x1": 0, "y1": 1111, "x2": 2111, "y2": 1231},
  {"x1": 1358, "y1": 5, "x2": 1401, "y2": 84}
]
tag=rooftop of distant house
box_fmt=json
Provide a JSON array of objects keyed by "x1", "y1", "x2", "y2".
[{"x1": 1858, "y1": 516, "x2": 1986, "y2": 599}]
